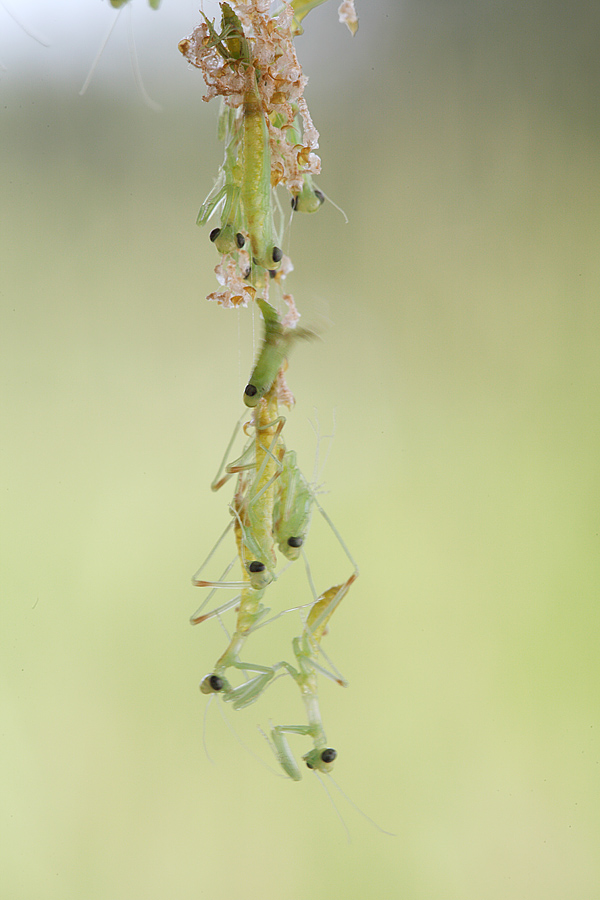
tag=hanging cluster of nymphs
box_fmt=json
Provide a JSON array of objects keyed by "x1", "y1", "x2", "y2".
[{"x1": 180, "y1": 0, "x2": 358, "y2": 781}]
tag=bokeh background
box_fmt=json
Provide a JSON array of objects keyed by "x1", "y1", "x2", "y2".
[{"x1": 2, "y1": 1, "x2": 599, "y2": 897}]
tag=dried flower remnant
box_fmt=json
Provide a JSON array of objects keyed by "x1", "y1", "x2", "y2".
[
  {"x1": 281, "y1": 292, "x2": 301, "y2": 330},
  {"x1": 338, "y1": 1, "x2": 358, "y2": 36},
  {"x1": 179, "y1": 4, "x2": 320, "y2": 196},
  {"x1": 273, "y1": 365, "x2": 297, "y2": 409}
]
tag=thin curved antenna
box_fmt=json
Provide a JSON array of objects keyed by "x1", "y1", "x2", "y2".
[
  {"x1": 314, "y1": 771, "x2": 351, "y2": 843},
  {"x1": 1, "y1": 1, "x2": 50, "y2": 46},
  {"x1": 126, "y1": 5, "x2": 162, "y2": 111},
  {"x1": 326, "y1": 773, "x2": 396, "y2": 836},
  {"x1": 202, "y1": 695, "x2": 217, "y2": 764},
  {"x1": 80, "y1": 9, "x2": 122, "y2": 96},
  {"x1": 80, "y1": 2, "x2": 161, "y2": 110},
  {"x1": 212, "y1": 707, "x2": 287, "y2": 776},
  {"x1": 320, "y1": 188, "x2": 348, "y2": 224}
]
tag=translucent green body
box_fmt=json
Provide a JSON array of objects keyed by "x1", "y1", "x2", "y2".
[
  {"x1": 241, "y1": 85, "x2": 281, "y2": 270},
  {"x1": 197, "y1": 105, "x2": 246, "y2": 255},
  {"x1": 244, "y1": 300, "x2": 288, "y2": 407},
  {"x1": 272, "y1": 450, "x2": 313, "y2": 559},
  {"x1": 244, "y1": 299, "x2": 313, "y2": 408},
  {"x1": 291, "y1": 177, "x2": 325, "y2": 213},
  {"x1": 201, "y1": 3, "x2": 281, "y2": 270}
]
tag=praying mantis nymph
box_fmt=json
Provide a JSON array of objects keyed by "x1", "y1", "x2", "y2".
[
  {"x1": 291, "y1": 177, "x2": 325, "y2": 213},
  {"x1": 201, "y1": 3, "x2": 283, "y2": 272},
  {"x1": 240, "y1": 397, "x2": 286, "y2": 573},
  {"x1": 241, "y1": 77, "x2": 283, "y2": 271},
  {"x1": 243, "y1": 299, "x2": 315, "y2": 408},
  {"x1": 287, "y1": 116, "x2": 325, "y2": 214},
  {"x1": 193, "y1": 393, "x2": 282, "y2": 589},
  {"x1": 272, "y1": 449, "x2": 313, "y2": 560},
  {"x1": 273, "y1": 576, "x2": 356, "y2": 779},
  {"x1": 207, "y1": 416, "x2": 310, "y2": 562},
  {"x1": 198, "y1": 103, "x2": 247, "y2": 255},
  {"x1": 193, "y1": 506, "x2": 274, "y2": 696},
  {"x1": 209, "y1": 410, "x2": 357, "y2": 573},
  {"x1": 200, "y1": 574, "x2": 356, "y2": 761},
  {"x1": 201, "y1": 574, "x2": 355, "y2": 728},
  {"x1": 193, "y1": 392, "x2": 289, "y2": 699},
  {"x1": 268, "y1": 109, "x2": 325, "y2": 215}
]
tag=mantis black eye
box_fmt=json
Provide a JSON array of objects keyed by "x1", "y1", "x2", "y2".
[
  {"x1": 291, "y1": 197, "x2": 298, "y2": 211},
  {"x1": 321, "y1": 748, "x2": 337, "y2": 763},
  {"x1": 287, "y1": 536, "x2": 303, "y2": 549},
  {"x1": 201, "y1": 673, "x2": 225, "y2": 694},
  {"x1": 209, "y1": 227, "x2": 221, "y2": 242},
  {"x1": 209, "y1": 674, "x2": 224, "y2": 691},
  {"x1": 244, "y1": 384, "x2": 258, "y2": 399},
  {"x1": 271, "y1": 246, "x2": 283, "y2": 263},
  {"x1": 235, "y1": 232, "x2": 245, "y2": 248},
  {"x1": 248, "y1": 561, "x2": 265, "y2": 573},
  {"x1": 314, "y1": 189, "x2": 325, "y2": 205}
]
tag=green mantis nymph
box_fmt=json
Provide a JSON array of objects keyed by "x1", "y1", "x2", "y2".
[
  {"x1": 207, "y1": 414, "x2": 309, "y2": 564},
  {"x1": 269, "y1": 574, "x2": 357, "y2": 779},
  {"x1": 202, "y1": 3, "x2": 283, "y2": 272},
  {"x1": 194, "y1": 511, "x2": 273, "y2": 700},
  {"x1": 192, "y1": 390, "x2": 294, "y2": 702},
  {"x1": 291, "y1": 178, "x2": 325, "y2": 213},
  {"x1": 241, "y1": 77, "x2": 283, "y2": 271},
  {"x1": 197, "y1": 571, "x2": 356, "y2": 772},
  {"x1": 272, "y1": 449, "x2": 313, "y2": 560},
  {"x1": 199, "y1": 574, "x2": 355, "y2": 728},
  {"x1": 284, "y1": 0, "x2": 331, "y2": 36},
  {"x1": 198, "y1": 103, "x2": 246, "y2": 256},
  {"x1": 244, "y1": 299, "x2": 314, "y2": 407},
  {"x1": 283, "y1": 114, "x2": 325, "y2": 214},
  {"x1": 193, "y1": 387, "x2": 283, "y2": 585},
  {"x1": 209, "y1": 409, "x2": 355, "y2": 573},
  {"x1": 239, "y1": 398, "x2": 286, "y2": 573}
]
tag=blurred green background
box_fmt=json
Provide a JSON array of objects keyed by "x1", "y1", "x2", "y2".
[{"x1": 2, "y1": 1, "x2": 599, "y2": 897}]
